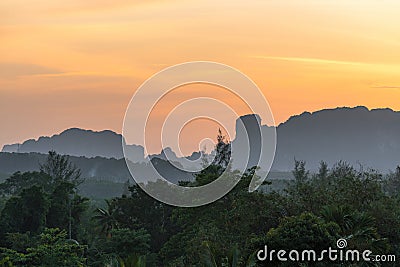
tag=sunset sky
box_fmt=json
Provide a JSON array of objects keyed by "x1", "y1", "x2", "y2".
[{"x1": 1, "y1": 0, "x2": 400, "y2": 154}]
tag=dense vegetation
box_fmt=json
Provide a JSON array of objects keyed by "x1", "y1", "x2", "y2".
[{"x1": 0, "y1": 139, "x2": 399, "y2": 266}]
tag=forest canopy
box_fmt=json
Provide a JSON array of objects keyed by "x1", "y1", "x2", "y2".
[{"x1": 0, "y1": 146, "x2": 399, "y2": 266}]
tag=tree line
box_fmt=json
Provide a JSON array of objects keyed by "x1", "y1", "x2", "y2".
[{"x1": 0, "y1": 137, "x2": 399, "y2": 266}]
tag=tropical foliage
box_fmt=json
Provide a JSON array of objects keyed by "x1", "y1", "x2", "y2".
[{"x1": 0, "y1": 138, "x2": 399, "y2": 266}]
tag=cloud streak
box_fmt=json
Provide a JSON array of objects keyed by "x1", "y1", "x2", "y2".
[
  {"x1": 0, "y1": 63, "x2": 62, "y2": 79},
  {"x1": 251, "y1": 56, "x2": 365, "y2": 66},
  {"x1": 251, "y1": 56, "x2": 400, "y2": 75},
  {"x1": 371, "y1": 85, "x2": 400, "y2": 89},
  {"x1": 22, "y1": 71, "x2": 135, "y2": 78},
  {"x1": 25, "y1": 72, "x2": 109, "y2": 78}
]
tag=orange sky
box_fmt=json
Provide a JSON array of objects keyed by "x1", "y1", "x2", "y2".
[{"x1": 1, "y1": 0, "x2": 400, "y2": 154}]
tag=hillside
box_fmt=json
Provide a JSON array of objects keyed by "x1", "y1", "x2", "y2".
[{"x1": 2, "y1": 106, "x2": 400, "y2": 172}]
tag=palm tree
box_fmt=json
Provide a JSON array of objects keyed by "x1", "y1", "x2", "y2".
[
  {"x1": 320, "y1": 205, "x2": 388, "y2": 253},
  {"x1": 93, "y1": 199, "x2": 118, "y2": 238},
  {"x1": 107, "y1": 254, "x2": 146, "y2": 267},
  {"x1": 201, "y1": 241, "x2": 256, "y2": 267},
  {"x1": 118, "y1": 255, "x2": 146, "y2": 267}
]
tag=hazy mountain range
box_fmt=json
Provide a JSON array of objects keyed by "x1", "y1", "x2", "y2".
[
  {"x1": 2, "y1": 128, "x2": 145, "y2": 162},
  {"x1": 274, "y1": 106, "x2": 400, "y2": 171},
  {"x1": 2, "y1": 106, "x2": 400, "y2": 173}
]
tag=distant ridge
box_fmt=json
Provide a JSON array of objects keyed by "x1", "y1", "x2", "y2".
[
  {"x1": 273, "y1": 106, "x2": 400, "y2": 171},
  {"x1": 2, "y1": 106, "x2": 400, "y2": 171},
  {"x1": 2, "y1": 128, "x2": 144, "y2": 162}
]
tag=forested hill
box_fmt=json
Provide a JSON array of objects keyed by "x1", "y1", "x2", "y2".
[
  {"x1": 2, "y1": 106, "x2": 400, "y2": 172},
  {"x1": 1, "y1": 128, "x2": 145, "y2": 162},
  {"x1": 273, "y1": 106, "x2": 400, "y2": 171},
  {"x1": 0, "y1": 152, "x2": 194, "y2": 184}
]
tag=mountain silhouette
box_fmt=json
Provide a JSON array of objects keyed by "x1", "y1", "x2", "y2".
[
  {"x1": 272, "y1": 106, "x2": 400, "y2": 171},
  {"x1": 2, "y1": 128, "x2": 145, "y2": 162},
  {"x1": 2, "y1": 106, "x2": 400, "y2": 172}
]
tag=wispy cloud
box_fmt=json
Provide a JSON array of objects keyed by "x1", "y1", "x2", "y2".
[
  {"x1": 24, "y1": 71, "x2": 104, "y2": 78},
  {"x1": 371, "y1": 85, "x2": 400, "y2": 89},
  {"x1": 251, "y1": 56, "x2": 365, "y2": 66},
  {"x1": 0, "y1": 63, "x2": 62, "y2": 79},
  {"x1": 152, "y1": 63, "x2": 170, "y2": 67},
  {"x1": 251, "y1": 56, "x2": 400, "y2": 75},
  {"x1": 22, "y1": 71, "x2": 134, "y2": 78}
]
